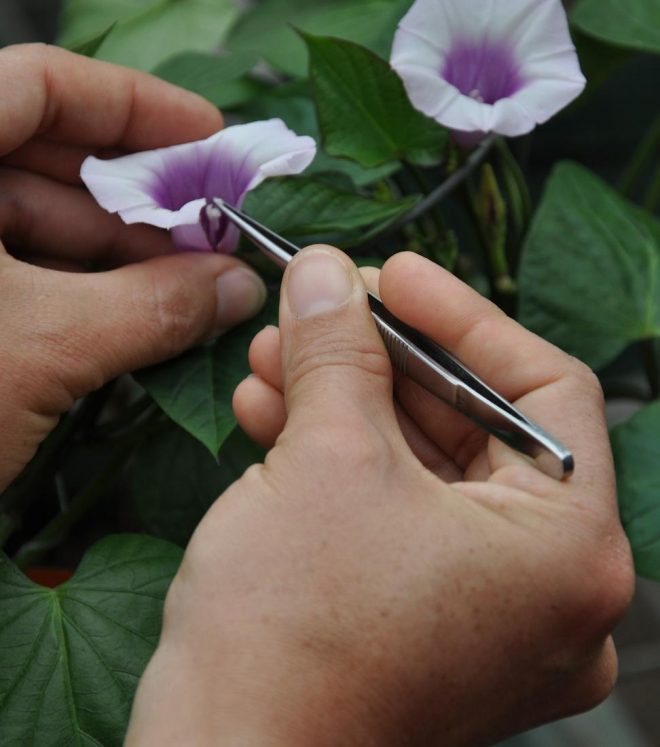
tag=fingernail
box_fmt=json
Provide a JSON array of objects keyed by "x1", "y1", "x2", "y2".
[
  {"x1": 286, "y1": 249, "x2": 353, "y2": 320},
  {"x1": 215, "y1": 268, "x2": 266, "y2": 331}
]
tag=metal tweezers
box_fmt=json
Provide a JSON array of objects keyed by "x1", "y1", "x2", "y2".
[{"x1": 206, "y1": 198, "x2": 574, "y2": 480}]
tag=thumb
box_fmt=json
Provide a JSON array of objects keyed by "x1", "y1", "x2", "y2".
[
  {"x1": 279, "y1": 245, "x2": 395, "y2": 432},
  {"x1": 35, "y1": 251, "x2": 266, "y2": 399}
]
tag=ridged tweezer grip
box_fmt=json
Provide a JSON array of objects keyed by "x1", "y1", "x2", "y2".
[{"x1": 374, "y1": 317, "x2": 409, "y2": 376}]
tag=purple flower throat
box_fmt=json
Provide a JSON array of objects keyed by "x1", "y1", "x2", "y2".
[{"x1": 442, "y1": 39, "x2": 525, "y2": 104}]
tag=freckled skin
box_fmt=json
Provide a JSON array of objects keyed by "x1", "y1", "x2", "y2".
[{"x1": 129, "y1": 250, "x2": 633, "y2": 746}]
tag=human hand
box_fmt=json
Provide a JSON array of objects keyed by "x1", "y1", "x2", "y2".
[
  {"x1": 128, "y1": 248, "x2": 633, "y2": 746},
  {"x1": 0, "y1": 44, "x2": 266, "y2": 492}
]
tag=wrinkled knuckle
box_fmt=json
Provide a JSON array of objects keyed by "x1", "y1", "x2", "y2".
[
  {"x1": 29, "y1": 323, "x2": 105, "y2": 408},
  {"x1": 312, "y1": 420, "x2": 394, "y2": 474},
  {"x1": 145, "y1": 272, "x2": 201, "y2": 354},
  {"x1": 289, "y1": 331, "x2": 391, "y2": 392}
]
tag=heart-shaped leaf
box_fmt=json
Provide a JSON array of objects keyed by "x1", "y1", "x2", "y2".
[
  {"x1": 611, "y1": 401, "x2": 660, "y2": 581},
  {"x1": 152, "y1": 51, "x2": 261, "y2": 110},
  {"x1": 227, "y1": 0, "x2": 411, "y2": 78},
  {"x1": 135, "y1": 297, "x2": 278, "y2": 456},
  {"x1": 518, "y1": 162, "x2": 660, "y2": 370},
  {"x1": 240, "y1": 87, "x2": 400, "y2": 185},
  {"x1": 0, "y1": 534, "x2": 182, "y2": 745},
  {"x1": 304, "y1": 33, "x2": 448, "y2": 168},
  {"x1": 59, "y1": 0, "x2": 240, "y2": 71}
]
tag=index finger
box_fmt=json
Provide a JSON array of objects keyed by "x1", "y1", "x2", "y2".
[
  {"x1": 379, "y1": 253, "x2": 612, "y2": 492},
  {"x1": 0, "y1": 44, "x2": 223, "y2": 156}
]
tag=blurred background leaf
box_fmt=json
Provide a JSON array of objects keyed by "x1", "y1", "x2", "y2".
[
  {"x1": 518, "y1": 162, "x2": 660, "y2": 370},
  {"x1": 226, "y1": 0, "x2": 412, "y2": 78},
  {"x1": 152, "y1": 49, "x2": 261, "y2": 109},
  {"x1": 59, "y1": 0, "x2": 240, "y2": 70},
  {"x1": 612, "y1": 401, "x2": 660, "y2": 581},
  {"x1": 572, "y1": 0, "x2": 660, "y2": 54}
]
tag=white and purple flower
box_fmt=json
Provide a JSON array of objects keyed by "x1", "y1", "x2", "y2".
[
  {"x1": 391, "y1": 0, "x2": 586, "y2": 140},
  {"x1": 81, "y1": 119, "x2": 316, "y2": 253}
]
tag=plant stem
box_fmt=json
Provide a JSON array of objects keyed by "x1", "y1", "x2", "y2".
[
  {"x1": 464, "y1": 171, "x2": 517, "y2": 314},
  {"x1": 405, "y1": 163, "x2": 449, "y2": 238},
  {"x1": 13, "y1": 442, "x2": 134, "y2": 570},
  {"x1": 12, "y1": 415, "x2": 162, "y2": 570},
  {"x1": 620, "y1": 114, "x2": 660, "y2": 198},
  {"x1": 642, "y1": 338, "x2": 660, "y2": 400},
  {"x1": 495, "y1": 137, "x2": 533, "y2": 239},
  {"x1": 400, "y1": 136, "x2": 496, "y2": 228},
  {"x1": 0, "y1": 384, "x2": 114, "y2": 520},
  {"x1": 89, "y1": 395, "x2": 156, "y2": 441}
]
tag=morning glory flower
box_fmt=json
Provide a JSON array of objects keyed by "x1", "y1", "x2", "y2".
[
  {"x1": 81, "y1": 119, "x2": 316, "y2": 253},
  {"x1": 390, "y1": 0, "x2": 586, "y2": 139}
]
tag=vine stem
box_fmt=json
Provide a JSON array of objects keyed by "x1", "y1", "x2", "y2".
[
  {"x1": 0, "y1": 384, "x2": 114, "y2": 521},
  {"x1": 363, "y1": 135, "x2": 496, "y2": 250},
  {"x1": 401, "y1": 135, "x2": 496, "y2": 227},
  {"x1": 12, "y1": 417, "x2": 162, "y2": 571},
  {"x1": 495, "y1": 137, "x2": 533, "y2": 239}
]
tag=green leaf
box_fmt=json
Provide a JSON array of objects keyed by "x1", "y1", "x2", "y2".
[
  {"x1": 152, "y1": 51, "x2": 261, "y2": 110},
  {"x1": 227, "y1": 0, "x2": 412, "y2": 78},
  {"x1": 131, "y1": 425, "x2": 264, "y2": 546},
  {"x1": 518, "y1": 162, "x2": 660, "y2": 370},
  {"x1": 303, "y1": 34, "x2": 447, "y2": 168},
  {"x1": 611, "y1": 401, "x2": 660, "y2": 581},
  {"x1": 572, "y1": 0, "x2": 660, "y2": 55},
  {"x1": 58, "y1": 0, "x2": 154, "y2": 44},
  {"x1": 59, "y1": 0, "x2": 240, "y2": 71},
  {"x1": 67, "y1": 22, "x2": 117, "y2": 57},
  {"x1": 244, "y1": 176, "x2": 419, "y2": 237},
  {"x1": 572, "y1": 29, "x2": 631, "y2": 93},
  {"x1": 239, "y1": 87, "x2": 400, "y2": 186},
  {"x1": 0, "y1": 534, "x2": 181, "y2": 745},
  {"x1": 135, "y1": 296, "x2": 278, "y2": 456}
]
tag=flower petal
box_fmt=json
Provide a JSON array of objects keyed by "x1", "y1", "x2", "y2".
[
  {"x1": 391, "y1": 0, "x2": 585, "y2": 137},
  {"x1": 81, "y1": 119, "x2": 316, "y2": 252}
]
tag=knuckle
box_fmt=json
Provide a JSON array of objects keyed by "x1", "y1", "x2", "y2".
[
  {"x1": 559, "y1": 531, "x2": 634, "y2": 639},
  {"x1": 143, "y1": 270, "x2": 201, "y2": 354},
  {"x1": 567, "y1": 357, "x2": 604, "y2": 401},
  {"x1": 302, "y1": 419, "x2": 395, "y2": 476},
  {"x1": 288, "y1": 329, "x2": 391, "y2": 394}
]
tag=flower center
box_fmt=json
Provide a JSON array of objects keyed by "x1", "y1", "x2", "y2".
[
  {"x1": 441, "y1": 39, "x2": 524, "y2": 104},
  {"x1": 148, "y1": 148, "x2": 251, "y2": 213}
]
